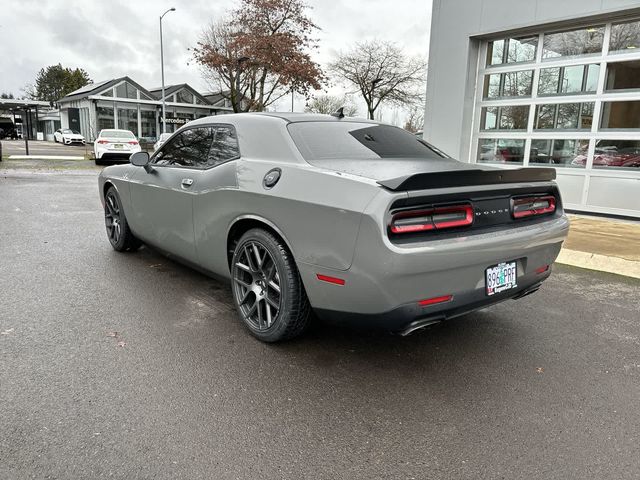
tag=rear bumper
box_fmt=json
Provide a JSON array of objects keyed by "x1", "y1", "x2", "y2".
[
  {"x1": 298, "y1": 214, "x2": 569, "y2": 328},
  {"x1": 95, "y1": 145, "x2": 140, "y2": 160},
  {"x1": 96, "y1": 152, "x2": 134, "y2": 161},
  {"x1": 315, "y1": 271, "x2": 548, "y2": 333}
]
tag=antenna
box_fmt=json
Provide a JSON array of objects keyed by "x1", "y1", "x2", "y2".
[{"x1": 331, "y1": 107, "x2": 345, "y2": 119}]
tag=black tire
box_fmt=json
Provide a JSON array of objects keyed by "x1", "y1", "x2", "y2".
[
  {"x1": 231, "y1": 228, "x2": 311, "y2": 342},
  {"x1": 104, "y1": 187, "x2": 142, "y2": 252},
  {"x1": 95, "y1": 158, "x2": 103, "y2": 165}
]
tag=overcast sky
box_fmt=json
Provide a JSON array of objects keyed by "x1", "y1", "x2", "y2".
[{"x1": 0, "y1": 0, "x2": 432, "y2": 122}]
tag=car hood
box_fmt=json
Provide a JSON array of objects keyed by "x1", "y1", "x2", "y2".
[{"x1": 63, "y1": 133, "x2": 84, "y2": 138}]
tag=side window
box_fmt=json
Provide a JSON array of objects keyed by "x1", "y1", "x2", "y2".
[
  {"x1": 153, "y1": 127, "x2": 214, "y2": 167},
  {"x1": 207, "y1": 126, "x2": 240, "y2": 167}
]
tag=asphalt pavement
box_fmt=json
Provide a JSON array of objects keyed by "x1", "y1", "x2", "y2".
[
  {"x1": 1, "y1": 139, "x2": 91, "y2": 157},
  {"x1": 1, "y1": 171, "x2": 639, "y2": 480}
]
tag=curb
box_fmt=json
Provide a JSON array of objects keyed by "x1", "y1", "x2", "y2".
[
  {"x1": 556, "y1": 249, "x2": 640, "y2": 279},
  {"x1": 9, "y1": 155, "x2": 86, "y2": 160}
]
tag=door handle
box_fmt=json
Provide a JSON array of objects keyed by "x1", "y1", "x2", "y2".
[{"x1": 181, "y1": 178, "x2": 194, "y2": 187}]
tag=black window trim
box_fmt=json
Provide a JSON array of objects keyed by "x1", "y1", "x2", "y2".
[{"x1": 150, "y1": 123, "x2": 241, "y2": 171}]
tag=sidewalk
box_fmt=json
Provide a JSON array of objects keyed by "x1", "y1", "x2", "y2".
[{"x1": 557, "y1": 214, "x2": 640, "y2": 279}]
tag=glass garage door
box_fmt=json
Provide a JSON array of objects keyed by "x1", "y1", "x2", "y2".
[{"x1": 473, "y1": 20, "x2": 640, "y2": 218}]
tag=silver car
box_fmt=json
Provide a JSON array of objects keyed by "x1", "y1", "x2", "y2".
[{"x1": 98, "y1": 113, "x2": 569, "y2": 342}]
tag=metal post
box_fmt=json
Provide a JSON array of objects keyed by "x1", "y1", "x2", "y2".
[
  {"x1": 160, "y1": 8, "x2": 175, "y2": 134},
  {"x1": 160, "y1": 16, "x2": 166, "y2": 134},
  {"x1": 24, "y1": 108, "x2": 30, "y2": 155},
  {"x1": 35, "y1": 105, "x2": 39, "y2": 140},
  {"x1": 291, "y1": 88, "x2": 294, "y2": 112}
]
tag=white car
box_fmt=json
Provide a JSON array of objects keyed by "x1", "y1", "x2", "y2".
[
  {"x1": 54, "y1": 128, "x2": 85, "y2": 145},
  {"x1": 94, "y1": 129, "x2": 142, "y2": 165},
  {"x1": 153, "y1": 132, "x2": 173, "y2": 151}
]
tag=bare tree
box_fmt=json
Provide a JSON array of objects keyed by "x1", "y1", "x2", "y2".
[
  {"x1": 329, "y1": 40, "x2": 426, "y2": 120},
  {"x1": 403, "y1": 105, "x2": 424, "y2": 133},
  {"x1": 193, "y1": 0, "x2": 326, "y2": 112},
  {"x1": 305, "y1": 94, "x2": 358, "y2": 116}
]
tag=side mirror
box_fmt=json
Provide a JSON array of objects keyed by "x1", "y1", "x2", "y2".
[{"x1": 130, "y1": 151, "x2": 150, "y2": 166}]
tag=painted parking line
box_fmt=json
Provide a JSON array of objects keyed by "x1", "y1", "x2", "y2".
[{"x1": 9, "y1": 155, "x2": 85, "y2": 160}]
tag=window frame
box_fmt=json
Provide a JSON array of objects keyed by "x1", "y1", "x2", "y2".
[{"x1": 150, "y1": 123, "x2": 241, "y2": 171}]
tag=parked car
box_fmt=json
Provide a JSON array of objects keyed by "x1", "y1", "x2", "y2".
[
  {"x1": 54, "y1": 128, "x2": 85, "y2": 145},
  {"x1": 572, "y1": 147, "x2": 640, "y2": 168},
  {"x1": 94, "y1": 129, "x2": 141, "y2": 165},
  {"x1": 0, "y1": 118, "x2": 19, "y2": 139},
  {"x1": 153, "y1": 132, "x2": 172, "y2": 151},
  {"x1": 98, "y1": 113, "x2": 569, "y2": 342}
]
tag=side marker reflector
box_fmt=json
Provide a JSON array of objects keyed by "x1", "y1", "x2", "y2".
[
  {"x1": 316, "y1": 274, "x2": 346, "y2": 286},
  {"x1": 418, "y1": 295, "x2": 453, "y2": 307},
  {"x1": 535, "y1": 265, "x2": 550, "y2": 274}
]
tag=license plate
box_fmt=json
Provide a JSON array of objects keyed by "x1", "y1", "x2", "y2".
[
  {"x1": 485, "y1": 261, "x2": 517, "y2": 296},
  {"x1": 113, "y1": 144, "x2": 123, "y2": 149}
]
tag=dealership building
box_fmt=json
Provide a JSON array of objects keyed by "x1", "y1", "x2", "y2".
[
  {"x1": 425, "y1": 1, "x2": 640, "y2": 218},
  {"x1": 57, "y1": 76, "x2": 232, "y2": 144}
]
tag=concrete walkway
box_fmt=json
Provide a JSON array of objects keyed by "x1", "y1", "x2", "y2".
[{"x1": 557, "y1": 214, "x2": 640, "y2": 279}]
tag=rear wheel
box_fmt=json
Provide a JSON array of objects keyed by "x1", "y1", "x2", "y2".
[
  {"x1": 231, "y1": 228, "x2": 311, "y2": 342},
  {"x1": 104, "y1": 187, "x2": 141, "y2": 252}
]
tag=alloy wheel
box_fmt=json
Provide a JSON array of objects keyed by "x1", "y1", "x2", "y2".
[
  {"x1": 104, "y1": 192, "x2": 122, "y2": 245},
  {"x1": 232, "y1": 241, "x2": 282, "y2": 331}
]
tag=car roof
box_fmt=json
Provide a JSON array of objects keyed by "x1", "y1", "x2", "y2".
[
  {"x1": 99, "y1": 129, "x2": 134, "y2": 134},
  {"x1": 188, "y1": 112, "x2": 380, "y2": 128},
  {"x1": 248, "y1": 112, "x2": 379, "y2": 124}
]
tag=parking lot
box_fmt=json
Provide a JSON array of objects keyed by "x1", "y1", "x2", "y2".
[
  {"x1": 0, "y1": 139, "x2": 92, "y2": 157},
  {"x1": 1, "y1": 171, "x2": 639, "y2": 479}
]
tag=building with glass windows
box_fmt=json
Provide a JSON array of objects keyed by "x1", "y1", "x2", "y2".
[
  {"x1": 57, "y1": 77, "x2": 232, "y2": 144},
  {"x1": 424, "y1": 1, "x2": 640, "y2": 218}
]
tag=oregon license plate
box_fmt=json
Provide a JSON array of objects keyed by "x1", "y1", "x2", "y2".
[
  {"x1": 485, "y1": 261, "x2": 517, "y2": 296},
  {"x1": 113, "y1": 144, "x2": 123, "y2": 149}
]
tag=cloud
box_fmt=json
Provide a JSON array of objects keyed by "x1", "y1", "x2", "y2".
[{"x1": 0, "y1": 0, "x2": 432, "y2": 123}]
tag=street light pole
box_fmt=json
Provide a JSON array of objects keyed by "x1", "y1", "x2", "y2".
[{"x1": 160, "y1": 7, "x2": 176, "y2": 134}]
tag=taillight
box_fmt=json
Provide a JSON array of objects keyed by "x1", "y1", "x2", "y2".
[
  {"x1": 390, "y1": 204, "x2": 473, "y2": 234},
  {"x1": 128, "y1": 140, "x2": 138, "y2": 145},
  {"x1": 97, "y1": 139, "x2": 108, "y2": 144},
  {"x1": 512, "y1": 195, "x2": 556, "y2": 219}
]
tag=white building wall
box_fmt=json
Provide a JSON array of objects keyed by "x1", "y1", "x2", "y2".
[{"x1": 425, "y1": 0, "x2": 640, "y2": 217}]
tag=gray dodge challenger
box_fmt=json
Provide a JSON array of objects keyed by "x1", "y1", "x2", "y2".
[{"x1": 98, "y1": 112, "x2": 569, "y2": 342}]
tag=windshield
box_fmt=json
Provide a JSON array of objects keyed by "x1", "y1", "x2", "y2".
[
  {"x1": 100, "y1": 130, "x2": 135, "y2": 139},
  {"x1": 62, "y1": 129, "x2": 74, "y2": 134},
  {"x1": 288, "y1": 122, "x2": 446, "y2": 162}
]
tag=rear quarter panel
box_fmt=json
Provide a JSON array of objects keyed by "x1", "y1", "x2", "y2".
[{"x1": 193, "y1": 159, "x2": 381, "y2": 277}]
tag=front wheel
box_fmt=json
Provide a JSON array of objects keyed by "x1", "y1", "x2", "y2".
[
  {"x1": 231, "y1": 228, "x2": 311, "y2": 342},
  {"x1": 104, "y1": 187, "x2": 141, "y2": 252}
]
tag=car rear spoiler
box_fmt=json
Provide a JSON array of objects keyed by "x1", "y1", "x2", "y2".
[{"x1": 377, "y1": 168, "x2": 556, "y2": 191}]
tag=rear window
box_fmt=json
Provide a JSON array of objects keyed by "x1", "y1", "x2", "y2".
[
  {"x1": 288, "y1": 122, "x2": 446, "y2": 161},
  {"x1": 101, "y1": 130, "x2": 135, "y2": 139}
]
